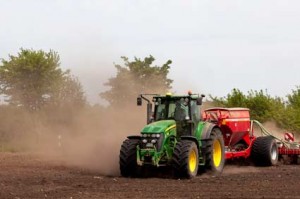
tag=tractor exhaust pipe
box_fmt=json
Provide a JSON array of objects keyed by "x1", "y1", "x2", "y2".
[{"x1": 137, "y1": 94, "x2": 154, "y2": 124}]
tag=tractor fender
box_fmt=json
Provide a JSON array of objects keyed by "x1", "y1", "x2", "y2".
[
  {"x1": 200, "y1": 122, "x2": 222, "y2": 151},
  {"x1": 127, "y1": 135, "x2": 141, "y2": 140},
  {"x1": 181, "y1": 136, "x2": 199, "y2": 149},
  {"x1": 200, "y1": 122, "x2": 219, "y2": 140}
]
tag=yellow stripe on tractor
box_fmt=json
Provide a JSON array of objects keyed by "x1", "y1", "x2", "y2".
[{"x1": 165, "y1": 124, "x2": 176, "y2": 133}]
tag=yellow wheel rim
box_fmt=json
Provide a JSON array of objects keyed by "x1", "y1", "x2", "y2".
[
  {"x1": 213, "y1": 139, "x2": 222, "y2": 167},
  {"x1": 189, "y1": 149, "x2": 197, "y2": 173}
]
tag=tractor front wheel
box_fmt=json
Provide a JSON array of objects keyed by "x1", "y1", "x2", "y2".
[
  {"x1": 119, "y1": 139, "x2": 139, "y2": 177},
  {"x1": 251, "y1": 136, "x2": 278, "y2": 166},
  {"x1": 172, "y1": 140, "x2": 199, "y2": 178}
]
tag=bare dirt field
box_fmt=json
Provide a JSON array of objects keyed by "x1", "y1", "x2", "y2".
[{"x1": 1, "y1": 152, "x2": 300, "y2": 199}]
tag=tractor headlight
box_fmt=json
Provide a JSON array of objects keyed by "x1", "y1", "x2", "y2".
[
  {"x1": 142, "y1": 139, "x2": 147, "y2": 144},
  {"x1": 151, "y1": 139, "x2": 157, "y2": 144},
  {"x1": 151, "y1": 133, "x2": 161, "y2": 138},
  {"x1": 142, "y1": 134, "x2": 147, "y2": 137}
]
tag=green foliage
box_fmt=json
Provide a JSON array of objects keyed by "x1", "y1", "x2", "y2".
[
  {"x1": 101, "y1": 55, "x2": 173, "y2": 107},
  {"x1": 0, "y1": 49, "x2": 86, "y2": 110},
  {"x1": 287, "y1": 86, "x2": 300, "y2": 109},
  {"x1": 268, "y1": 96, "x2": 286, "y2": 126},
  {"x1": 211, "y1": 89, "x2": 284, "y2": 123},
  {"x1": 245, "y1": 90, "x2": 270, "y2": 122},
  {"x1": 53, "y1": 75, "x2": 86, "y2": 107},
  {"x1": 283, "y1": 87, "x2": 300, "y2": 132},
  {"x1": 210, "y1": 88, "x2": 247, "y2": 107}
]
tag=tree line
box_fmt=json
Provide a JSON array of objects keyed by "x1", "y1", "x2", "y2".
[
  {"x1": 0, "y1": 49, "x2": 172, "y2": 110},
  {"x1": 1, "y1": 48, "x2": 300, "y2": 140},
  {"x1": 0, "y1": 49, "x2": 86, "y2": 110}
]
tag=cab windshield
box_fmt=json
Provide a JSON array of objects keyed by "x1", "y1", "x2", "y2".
[{"x1": 154, "y1": 98, "x2": 189, "y2": 121}]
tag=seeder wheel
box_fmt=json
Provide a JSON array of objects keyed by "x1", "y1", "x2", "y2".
[{"x1": 251, "y1": 136, "x2": 278, "y2": 166}]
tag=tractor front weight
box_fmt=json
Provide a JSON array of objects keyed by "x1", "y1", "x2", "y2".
[{"x1": 137, "y1": 146, "x2": 162, "y2": 167}]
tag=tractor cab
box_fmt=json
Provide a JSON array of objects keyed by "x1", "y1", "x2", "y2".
[{"x1": 138, "y1": 92, "x2": 204, "y2": 138}]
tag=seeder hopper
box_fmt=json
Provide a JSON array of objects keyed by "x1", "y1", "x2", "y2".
[{"x1": 203, "y1": 107, "x2": 300, "y2": 165}]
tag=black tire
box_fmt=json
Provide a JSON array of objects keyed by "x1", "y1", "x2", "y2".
[
  {"x1": 119, "y1": 139, "x2": 139, "y2": 177},
  {"x1": 251, "y1": 136, "x2": 278, "y2": 166},
  {"x1": 204, "y1": 128, "x2": 225, "y2": 174},
  {"x1": 172, "y1": 140, "x2": 199, "y2": 178}
]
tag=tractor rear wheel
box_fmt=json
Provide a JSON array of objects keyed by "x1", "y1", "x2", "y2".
[
  {"x1": 119, "y1": 139, "x2": 139, "y2": 177},
  {"x1": 172, "y1": 140, "x2": 199, "y2": 178},
  {"x1": 205, "y1": 128, "x2": 225, "y2": 174},
  {"x1": 251, "y1": 136, "x2": 278, "y2": 166}
]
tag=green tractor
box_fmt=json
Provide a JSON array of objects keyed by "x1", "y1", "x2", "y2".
[{"x1": 119, "y1": 92, "x2": 225, "y2": 178}]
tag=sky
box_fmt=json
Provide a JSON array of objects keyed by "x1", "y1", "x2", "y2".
[{"x1": 1, "y1": 0, "x2": 300, "y2": 104}]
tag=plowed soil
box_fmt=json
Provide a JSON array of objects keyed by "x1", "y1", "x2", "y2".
[{"x1": 1, "y1": 153, "x2": 300, "y2": 199}]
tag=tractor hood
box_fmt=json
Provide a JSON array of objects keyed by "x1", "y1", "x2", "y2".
[{"x1": 141, "y1": 120, "x2": 176, "y2": 133}]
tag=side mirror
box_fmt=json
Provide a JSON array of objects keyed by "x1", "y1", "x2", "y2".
[
  {"x1": 196, "y1": 98, "x2": 202, "y2": 105},
  {"x1": 137, "y1": 97, "x2": 142, "y2": 106},
  {"x1": 197, "y1": 94, "x2": 205, "y2": 105}
]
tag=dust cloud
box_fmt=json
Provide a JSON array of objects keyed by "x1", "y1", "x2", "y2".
[
  {"x1": 0, "y1": 100, "x2": 147, "y2": 177},
  {"x1": 0, "y1": 65, "x2": 170, "y2": 177},
  {"x1": 261, "y1": 121, "x2": 285, "y2": 139},
  {"x1": 252, "y1": 121, "x2": 289, "y2": 141},
  {"x1": 33, "y1": 106, "x2": 147, "y2": 176}
]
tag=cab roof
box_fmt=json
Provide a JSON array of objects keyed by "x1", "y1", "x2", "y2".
[
  {"x1": 154, "y1": 94, "x2": 199, "y2": 100},
  {"x1": 204, "y1": 107, "x2": 250, "y2": 112}
]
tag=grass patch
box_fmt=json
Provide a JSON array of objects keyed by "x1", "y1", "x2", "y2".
[{"x1": 0, "y1": 143, "x2": 23, "y2": 153}]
